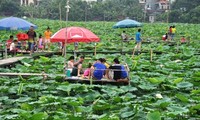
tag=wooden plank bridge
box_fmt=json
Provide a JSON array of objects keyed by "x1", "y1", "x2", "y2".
[
  {"x1": 0, "y1": 56, "x2": 31, "y2": 67},
  {"x1": 0, "y1": 72, "x2": 129, "y2": 85}
]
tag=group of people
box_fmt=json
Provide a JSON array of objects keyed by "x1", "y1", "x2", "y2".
[
  {"x1": 162, "y1": 25, "x2": 188, "y2": 43},
  {"x1": 6, "y1": 26, "x2": 80, "y2": 55},
  {"x1": 162, "y1": 25, "x2": 176, "y2": 41},
  {"x1": 6, "y1": 26, "x2": 53, "y2": 55},
  {"x1": 121, "y1": 29, "x2": 143, "y2": 53},
  {"x1": 66, "y1": 56, "x2": 128, "y2": 82}
]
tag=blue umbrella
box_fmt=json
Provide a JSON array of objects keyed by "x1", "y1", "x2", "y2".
[
  {"x1": 113, "y1": 18, "x2": 142, "y2": 28},
  {"x1": 0, "y1": 16, "x2": 37, "y2": 30}
]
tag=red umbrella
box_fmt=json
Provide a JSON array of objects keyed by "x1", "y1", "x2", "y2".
[{"x1": 50, "y1": 27, "x2": 100, "y2": 43}]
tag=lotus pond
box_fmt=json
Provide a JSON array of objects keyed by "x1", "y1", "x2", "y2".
[{"x1": 0, "y1": 19, "x2": 200, "y2": 120}]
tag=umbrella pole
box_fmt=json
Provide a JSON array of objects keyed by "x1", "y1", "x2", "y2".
[{"x1": 64, "y1": 0, "x2": 70, "y2": 77}]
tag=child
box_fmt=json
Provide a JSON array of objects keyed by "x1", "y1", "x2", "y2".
[
  {"x1": 180, "y1": 36, "x2": 186, "y2": 43},
  {"x1": 83, "y1": 63, "x2": 92, "y2": 79},
  {"x1": 37, "y1": 34, "x2": 44, "y2": 51},
  {"x1": 6, "y1": 35, "x2": 14, "y2": 50},
  {"x1": 9, "y1": 40, "x2": 19, "y2": 56},
  {"x1": 162, "y1": 33, "x2": 168, "y2": 41}
]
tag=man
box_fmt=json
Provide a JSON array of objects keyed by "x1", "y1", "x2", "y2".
[
  {"x1": 27, "y1": 26, "x2": 36, "y2": 54},
  {"x1": 71, "y1": 56, "x2": 85, "y2": 77},
  {"x1": 107, "y1": 58, "x2": 128, "y2": 81},
  {"x1": 44, "y1": 27, "x2": 52, "y2": 51},
  {"x1": 134, "y1": 28, "x2": 142, "y2": 53}
]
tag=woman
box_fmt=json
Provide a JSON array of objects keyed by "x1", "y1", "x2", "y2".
[{"x1": 66, "y1": 56, "x2": 75, "y2": 77}]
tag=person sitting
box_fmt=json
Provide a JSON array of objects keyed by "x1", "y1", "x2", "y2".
[
  {"x1": 102, "y1": 58, "x2": 110, "y2": 68},
  {"x1": 180, "y1": 36, "x2": 186, "y2": 43},
  {"x1": 162, "y1": 33, "x2": 168, "y2": 41},
  {"x1": 107, "y1": 58, "x2": 128, "y2": 82},
  {"x1": 121, "y1": 31, "x2": 129, "y2": 42},
  {"x1": 65, "y1": 56, "x2": 75, "y2": 77},
  {"x1": 9, "y1": 40, "x2": 19, "y2": 56},
  {"x1": 91, "y1": 58, "x2": 106, "y2": 80},
  {"x1": 6, "y1": 35, "x2": 14, "y2": 50},
  {"x1": 82, "y1": 63, "x2": 92, "y2": 79},
  {"x1": 71, "y1": 56, "x2": 85, "y2": 77}
]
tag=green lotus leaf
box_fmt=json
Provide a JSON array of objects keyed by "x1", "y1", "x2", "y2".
[
  {"x1": 173, "y1": 78, "x2": 183, "y2": 84},
  {"x1": 175, "y1": 94, "x2": 189, "y2": 102},
  {"x1": 121, "y1": 111, "x2": 135, "y2": 119},
  {"x1": 167, "y1": 106, "x2": 189, "y2": 115},
  {"x1": 147, "y1": 111, "x2": 161, "y2": 120},
  {"x1": 147, "y1": 78, "x2": 163, "y2": 84},
  {"x1": 30, "y1": 112, "x2": 48, "y2": 120},
  {"x1": 177, "y1": 82, "x2": 193, "y2": 88}
]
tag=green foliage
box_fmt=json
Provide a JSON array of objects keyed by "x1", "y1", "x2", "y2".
[
  {"x1": 170, "y1": 0, "x2": 200, "y2": 23},
  {"x1": 0, "y1": 20, "x2": 200, "y2": 119},
  {"x1": 147, "y1": 111, "x2": 161, "y2": 120}
]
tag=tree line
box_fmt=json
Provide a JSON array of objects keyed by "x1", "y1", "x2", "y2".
[{"x1": 0, "y1": 0, "x2": 199, "y2": 23}]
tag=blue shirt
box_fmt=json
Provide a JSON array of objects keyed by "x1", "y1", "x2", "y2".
[
  {"x1": 93, "y1": 63, "x2": 106, "y2": 80},
  {"x1": 135, "y1": 32, "x2": 141, "y2": 42},
  {"x1": 109, "y1": 64, "x2": 128, "y2": 80}
]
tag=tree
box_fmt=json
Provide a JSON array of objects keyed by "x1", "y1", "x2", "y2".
[
  {"x1": 170, "y1": 0, "x2": 200, "y2": 23},
  {"x1": 0, "y1": 0, "x2": 21, "y2": 16}
]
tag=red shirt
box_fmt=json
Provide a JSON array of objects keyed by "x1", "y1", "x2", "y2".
[{"x1": 6, "y1": 39, "x2": 12, "y2": 49}]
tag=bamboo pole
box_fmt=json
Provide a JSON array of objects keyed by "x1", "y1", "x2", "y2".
[
  {"x1": 132, "y1": 45, "x2": 136, "y2": 58},
  {"x1": 5, "y1": 43, "x2": 7, "y2": 59},
  {"x1": 94, "y1": 45, "x2": 96, "y2": 56},
  {"x1": 176, "y1": 39, "x2": 179, "y2": 53}
]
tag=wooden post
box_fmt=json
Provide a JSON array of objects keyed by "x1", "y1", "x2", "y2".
[
  {"x1": 176, "y1": 39, "x2": 179, "y2": 53},
  {"x1": 132, "y1": 45, "x2": 136, "y2": 58},
  {"x1": 94, "y1": 43, "x2": 96, "y2": 56},
  {"x1": 5, "y1": 43, "x2": 7, "y2": 59},
  {"x1": 150, "y1": 49, "x2": 153, "y2": 62}
]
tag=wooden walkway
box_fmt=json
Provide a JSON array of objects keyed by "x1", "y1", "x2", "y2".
[
  {"x1": 0, "y1": 72, "x2": 129, "y2": 85},
  {"x1": 0, "y1": 56, "x2": 31, "y2": 67},
  {"x1": 0, "y1": 52, "x2": 60, "y2": 67},
  {"x1": 0, "y1": 72, "x2": 64, "y2": 77}
]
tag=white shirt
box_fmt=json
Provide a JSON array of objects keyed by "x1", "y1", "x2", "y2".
[
  {"x1": 67, "y1": 60, "x2": 74, "y2": 68},
  {"x1": 121, "y1": 33, "x2": 127, "y2": 40},
  {"x1": 10, "y1": 43, "x2": 15, "y2": 51}
]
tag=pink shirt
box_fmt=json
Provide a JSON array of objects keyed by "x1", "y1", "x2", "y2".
[
  {"x1": 84, "y1": 68, "x2": 90, "y2": 76},
  {"x1": 38, "y1": 38, "x2": 43, "y2": 49}
]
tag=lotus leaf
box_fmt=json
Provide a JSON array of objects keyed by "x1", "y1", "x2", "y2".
[
  {"x1": 121, "y1": 111, "x2": 135, "y2": 119},
  {"x1": 167, "y1": 106, "x2": 189, "y2": 115},
  {"x1": 173, "y1": 78, "x2": 183, "y2": 84},
  {"x1": 177, "y1": 82, "x2": 193, "y2": 89},
  {"x1": 147, "y1": 78, "x2": 164, "y2": 84},
  {"x1": 146, "y1": 111, "x2": 161, "y2": 120},
  {"x1": 30, "y1": 112, "x2": 48, "y2": 120},
  {"x1": 175, "y1": 93, "x2": 189, "y2": 102}
]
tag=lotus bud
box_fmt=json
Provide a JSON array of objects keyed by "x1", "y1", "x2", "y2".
[
  {"x1": 174, "y1": 59, "x2": 181, "y2": 63},
  {"x1": 155, "y1": 93, "x2": 163, "y2": 99},
  {"x1": 159, "y1": 64, "x2": 164, "y2": 68}
]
